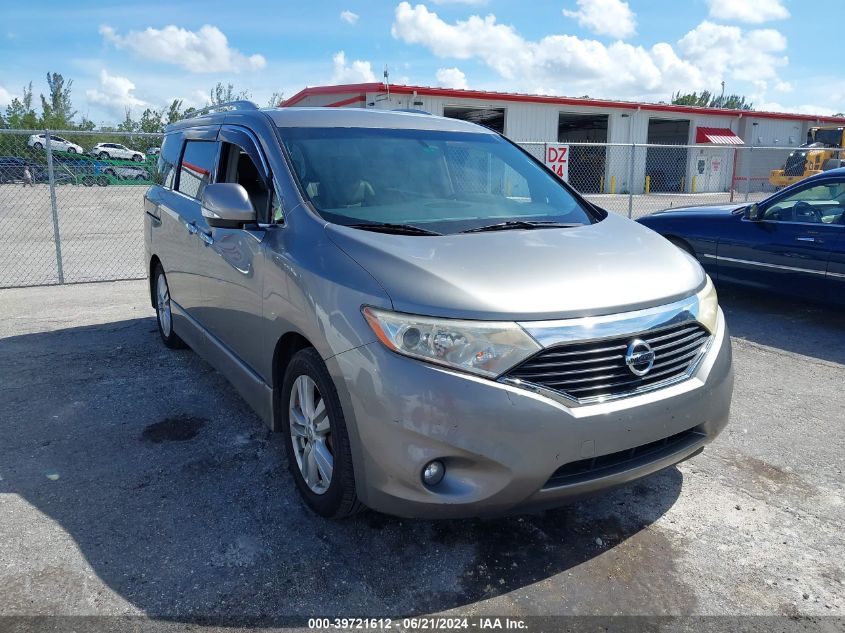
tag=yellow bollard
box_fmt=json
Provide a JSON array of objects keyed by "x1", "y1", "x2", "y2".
[
  {"x1": 610, "y1": 175, "x2": 616, "y2": 194},
  {"x1": 691, "y1": 175, "x2": 697, "y2": 193},
  {"x1": 600, "y1": 175, "x2": 604, "y2": 192},
  {"x1": 680, "y1": 176, "x2": 685, "y2": 192},
  {"x1": 645, "y1": 175, "x2": 650, "y2": 194}
]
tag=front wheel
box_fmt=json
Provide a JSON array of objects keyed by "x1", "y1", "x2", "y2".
[
  {"x1": 154, "y1": 265, "x2": 184, "y2": 349},
  {"x1": 281, "y1": 348, "x2": 363, "y2": 518},
  {"x1": 33, "y1": 142, "x2": 43, "y2": 150},
  {"x1": 132, "y1": 154, "x2": 143, "y2": 162},
  {"x1": 67, "y1": 147, "x2": 77, "y2": 154},
  {"x1": 98, "y1": 151, "x2": 109, "y2": 160}
]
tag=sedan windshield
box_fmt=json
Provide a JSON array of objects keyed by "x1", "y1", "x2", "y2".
[{"x1": 278, "y1": 126, "x2": 598, "y2": 234}]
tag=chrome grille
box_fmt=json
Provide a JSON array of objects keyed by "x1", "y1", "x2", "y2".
[{"x1": 505, "y1": 321, "x2": 711, "y2": 402}]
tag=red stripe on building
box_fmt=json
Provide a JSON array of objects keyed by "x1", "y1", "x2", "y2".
[{"x1": 282, "y1": 82, "x2": 845, "y2": 124}]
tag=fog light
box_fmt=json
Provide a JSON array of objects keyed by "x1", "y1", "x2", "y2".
[{"x1": 422, "y1": 460, "x2": 445, "y2": 486}]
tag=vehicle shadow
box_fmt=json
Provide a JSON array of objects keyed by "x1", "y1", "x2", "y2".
[
  {"x1": 717, "y1": 286, "x2": 844, "y2": 365},
  {"x1": 0, "y1": 317, "x2": 686, "y2": 620}
]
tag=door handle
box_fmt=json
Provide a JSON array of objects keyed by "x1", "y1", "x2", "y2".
[
  {"x1": 795, "y1": 236, "x2": 817, "y2": 243},
  {"x1": 199, "y1": 231, "x2": 214, "y2": 246},
  {"x1": 185, "y1": 222, "x2": 198, "y2": 235}
]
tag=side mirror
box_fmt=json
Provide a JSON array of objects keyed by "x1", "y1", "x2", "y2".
[
  {"x1": 201, "y1": 183, "x2": 256, "y2": 228},
  {"x1": 746, "y1": 203, "x2": 763, "y2": 221}
]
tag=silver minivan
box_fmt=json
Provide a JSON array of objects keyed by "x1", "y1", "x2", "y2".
[{"x1": 144, "y1": 102, "x2": 733, "y2": 519}]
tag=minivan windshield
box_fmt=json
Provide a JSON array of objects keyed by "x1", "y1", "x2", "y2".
[{"x1": 278, "y1": 126, "x2": 598, "y2": 234}]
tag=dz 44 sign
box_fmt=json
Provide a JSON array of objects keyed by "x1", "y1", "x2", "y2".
[{"x1": 544, "y1": 144, "x2": 570, "y2": 182}]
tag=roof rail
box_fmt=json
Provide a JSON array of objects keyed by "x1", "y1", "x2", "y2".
[{"x1": 184, "y1": 100, "x2": 259, "y2": 119}]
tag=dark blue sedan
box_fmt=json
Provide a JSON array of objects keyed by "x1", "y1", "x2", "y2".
[{"x1": 637, "y1": 168, "x2": 845, "y2": 305}]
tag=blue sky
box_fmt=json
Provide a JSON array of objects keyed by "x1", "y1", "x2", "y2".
[{"x1": 1, "y1": 0, "x2": 842, "y2": 125}]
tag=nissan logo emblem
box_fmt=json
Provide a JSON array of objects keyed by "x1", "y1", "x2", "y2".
[{"x1": 625, "y1": 339, "x2": 655, "y2": 377}]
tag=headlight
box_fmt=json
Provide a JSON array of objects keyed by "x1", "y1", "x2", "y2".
[
  {"x1": 362, "y1": 307, "x2": 541, "y2": 378},
  {"x1": 696, "y1": 275, "x2": 719, "y2": 334}
]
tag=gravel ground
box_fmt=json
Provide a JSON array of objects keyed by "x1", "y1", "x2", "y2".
[{"x1": 0, "y1": 280, "x2": 842, "y2": 629}]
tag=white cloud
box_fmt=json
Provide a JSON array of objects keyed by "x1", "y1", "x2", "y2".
[
  {"x1": 431, "y1": 0, "x2": 489, "y2": 5},
  {"x1": 85, "y1": 69, "x2": 147, "y2": 112},
  {"x1": 774, "y1": 80, "x2": 793, "y2": 93},
  {"x1": 100, "y1": 24, "x2": 266, "y2": 73},
  {"x1": 340, "y1": 10, "x2": 360, "y2": 25},
  {"x1": 706, "y1": 0, "x2": 789, "y2": 23},
  {"x1": 562, "y1": 0, "x2": 636, "y2": 39},
  {"x1": 436, "y1": 67, "x2": 469, "y2": 89},
  {"x1": 0, "y1": 85, "x2": 16, "y2": 106},
  {"x1": 677, "y1": 21, "x2": 787, "y2": 83},
  {"x1": 391, "y1": 3, "x2": 793, "y2": 101},
  {"x1": 391, "y1": 2, "x2": 703, "y2": 97},
  {"x1": 331, "y1": 51, "x2": 376, "y2": 83}
]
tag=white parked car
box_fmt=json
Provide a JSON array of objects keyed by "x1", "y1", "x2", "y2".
[
  {"x1": 27, "y1": 134, "x2": 84, "y2": 154},
  {"x1": 103, "y1": 165, "x2": 150, "y2": 180},
  {"x1": 91, "y1": 143, "x2": 145, "y2": 162}
]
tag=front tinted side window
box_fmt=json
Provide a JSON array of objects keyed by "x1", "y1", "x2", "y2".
[
  {"x1": 177, "y1": 140, "x2": 217, "y2": 199},
  {"x1": 218, "y1": 142, "x2": 271, "y2": 217},
  {"x1": 155, "y1": 134, "x2": 182, "y2": 188},
  {"x1": 764, "y1": 181, "x2": 845, "y2": 224}
]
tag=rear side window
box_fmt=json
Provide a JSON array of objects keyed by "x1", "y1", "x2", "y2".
[
  {"x1": 177, "y1": 140, "x2": 217, "y2": 199},
  {"x1": 155, "y1": 134, "x2": 182, "y2": 188}
]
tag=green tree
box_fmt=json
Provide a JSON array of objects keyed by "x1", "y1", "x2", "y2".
[
  {"x1": 672, "y1": 90, "x2": 753, "y2": 110},
  {"x1": 40, "y1": 72, "x2": 77, "y2": 128},
  {"x1": 116, "y1": 108, "x2": 138, "y2": 133},
  {"x1": 266, "y1": 91, "x2": 284, "y2": 108},
  {"x1": 139, "y1": 108, "x2": 164, "y2": 133},
  {"x1": 165, "y1": 99, "x2": 184, "y2": 124},
  {"x1": 76, "y1": 117, "x2": 96, "y2": 131},
  {"x1": 209, "y1": 82, "x2": 251, "y2": 105},
  {"x1": 5, "y1": 82, "x2": 39, "y2": 129}
]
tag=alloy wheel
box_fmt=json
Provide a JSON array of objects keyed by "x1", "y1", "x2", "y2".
[
  {"x1": 288, "y1": 375, "x2": 333, "y2": 494},
  {"x1": 156, "y1": 273, "x2": 172, "y2": 337}
]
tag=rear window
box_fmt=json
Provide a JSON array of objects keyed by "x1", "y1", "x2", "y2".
[
  {"x1": 278, "y1": 126, "x2": 596, "y2": 234},
  {"x1": 176, "y1": 140, "x2": 217, "y2": 199}
]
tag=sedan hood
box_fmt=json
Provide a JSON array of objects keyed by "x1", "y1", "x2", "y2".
[
  {"x1": 326, "y1": 213, "x2": 705, "y2": 321},
  {"x1": 652, "y1": 203, "x2": 745, "y2": 216}
]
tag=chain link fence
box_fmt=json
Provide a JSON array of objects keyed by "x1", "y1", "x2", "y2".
[
  {"x1": 515, "y1": 141, "x2": 832, "y2": 219},
  {"x1": 1, "y1": 130, "x2": 841, "y2": 288},
  {"x1": 0, "y1": 129, "x2": 162, "y2": 288}
]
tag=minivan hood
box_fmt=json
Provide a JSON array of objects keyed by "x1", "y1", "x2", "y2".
[{"x1": 326, "y1": 213, "x2": 705, "y2": 321}]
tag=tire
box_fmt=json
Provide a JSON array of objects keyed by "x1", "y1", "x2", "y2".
[
  {"x1": 281, "y1": 348, "x2": 363, "y2": 519},
  {"x1": 153, "y1": 264, "x2": 185, "y2": 349},
  {"x1": 34, "y1": 142, "x2": 43, "y2": 150},
  {"x1": 67, "y1": 147, "x2": 77, "y2": 154},
  {"x1": 82, "y1": 176, "x2": 94, "y2": 186},
  {"x1": 135, "y1": 174, "x2": 145, "y2": 180},
  {"x1": 97, "y1": 175, "x2": 109, "y2": 186},
  {"x1": 98, "y1": 151, "x2": 109, "y2": 160},
  {"x1": 668, "y1": 236, "x2": 695, "y2": 257},
  {"x1": 132, "y1": 154, "x2": 143, "y2": 162}
]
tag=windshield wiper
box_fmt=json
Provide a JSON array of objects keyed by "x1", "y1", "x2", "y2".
[
  {"x1": 345, "y1": 222, "x2": 442, "y2": 236},
  {"x1": 461, "y1": 220, "x2": 582, "y2": 233}
]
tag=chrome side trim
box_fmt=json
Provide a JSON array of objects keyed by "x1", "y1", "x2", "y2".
[
  {"x1": 828, "y1": 270, "x2": 845, "y2": 279},
  {"x1": 517, "y1": 292, "x2": 702, "y2": 347},
  {"x1": 701, "y1": 253, "x2": 827, "y2": 277}
]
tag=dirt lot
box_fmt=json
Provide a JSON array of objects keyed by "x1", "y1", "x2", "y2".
[{"x1": 0, "y1": 280, "x2": 842, "y2": 628}]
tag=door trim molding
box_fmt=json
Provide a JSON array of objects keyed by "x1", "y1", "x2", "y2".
[{"x1": 702, "y1": 253, "x2": 827, "y2": 277}]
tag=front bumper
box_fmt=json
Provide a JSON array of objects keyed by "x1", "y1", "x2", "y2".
[{"x1": 327, "y1": 309, "x2": 733, "y2": 519}]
